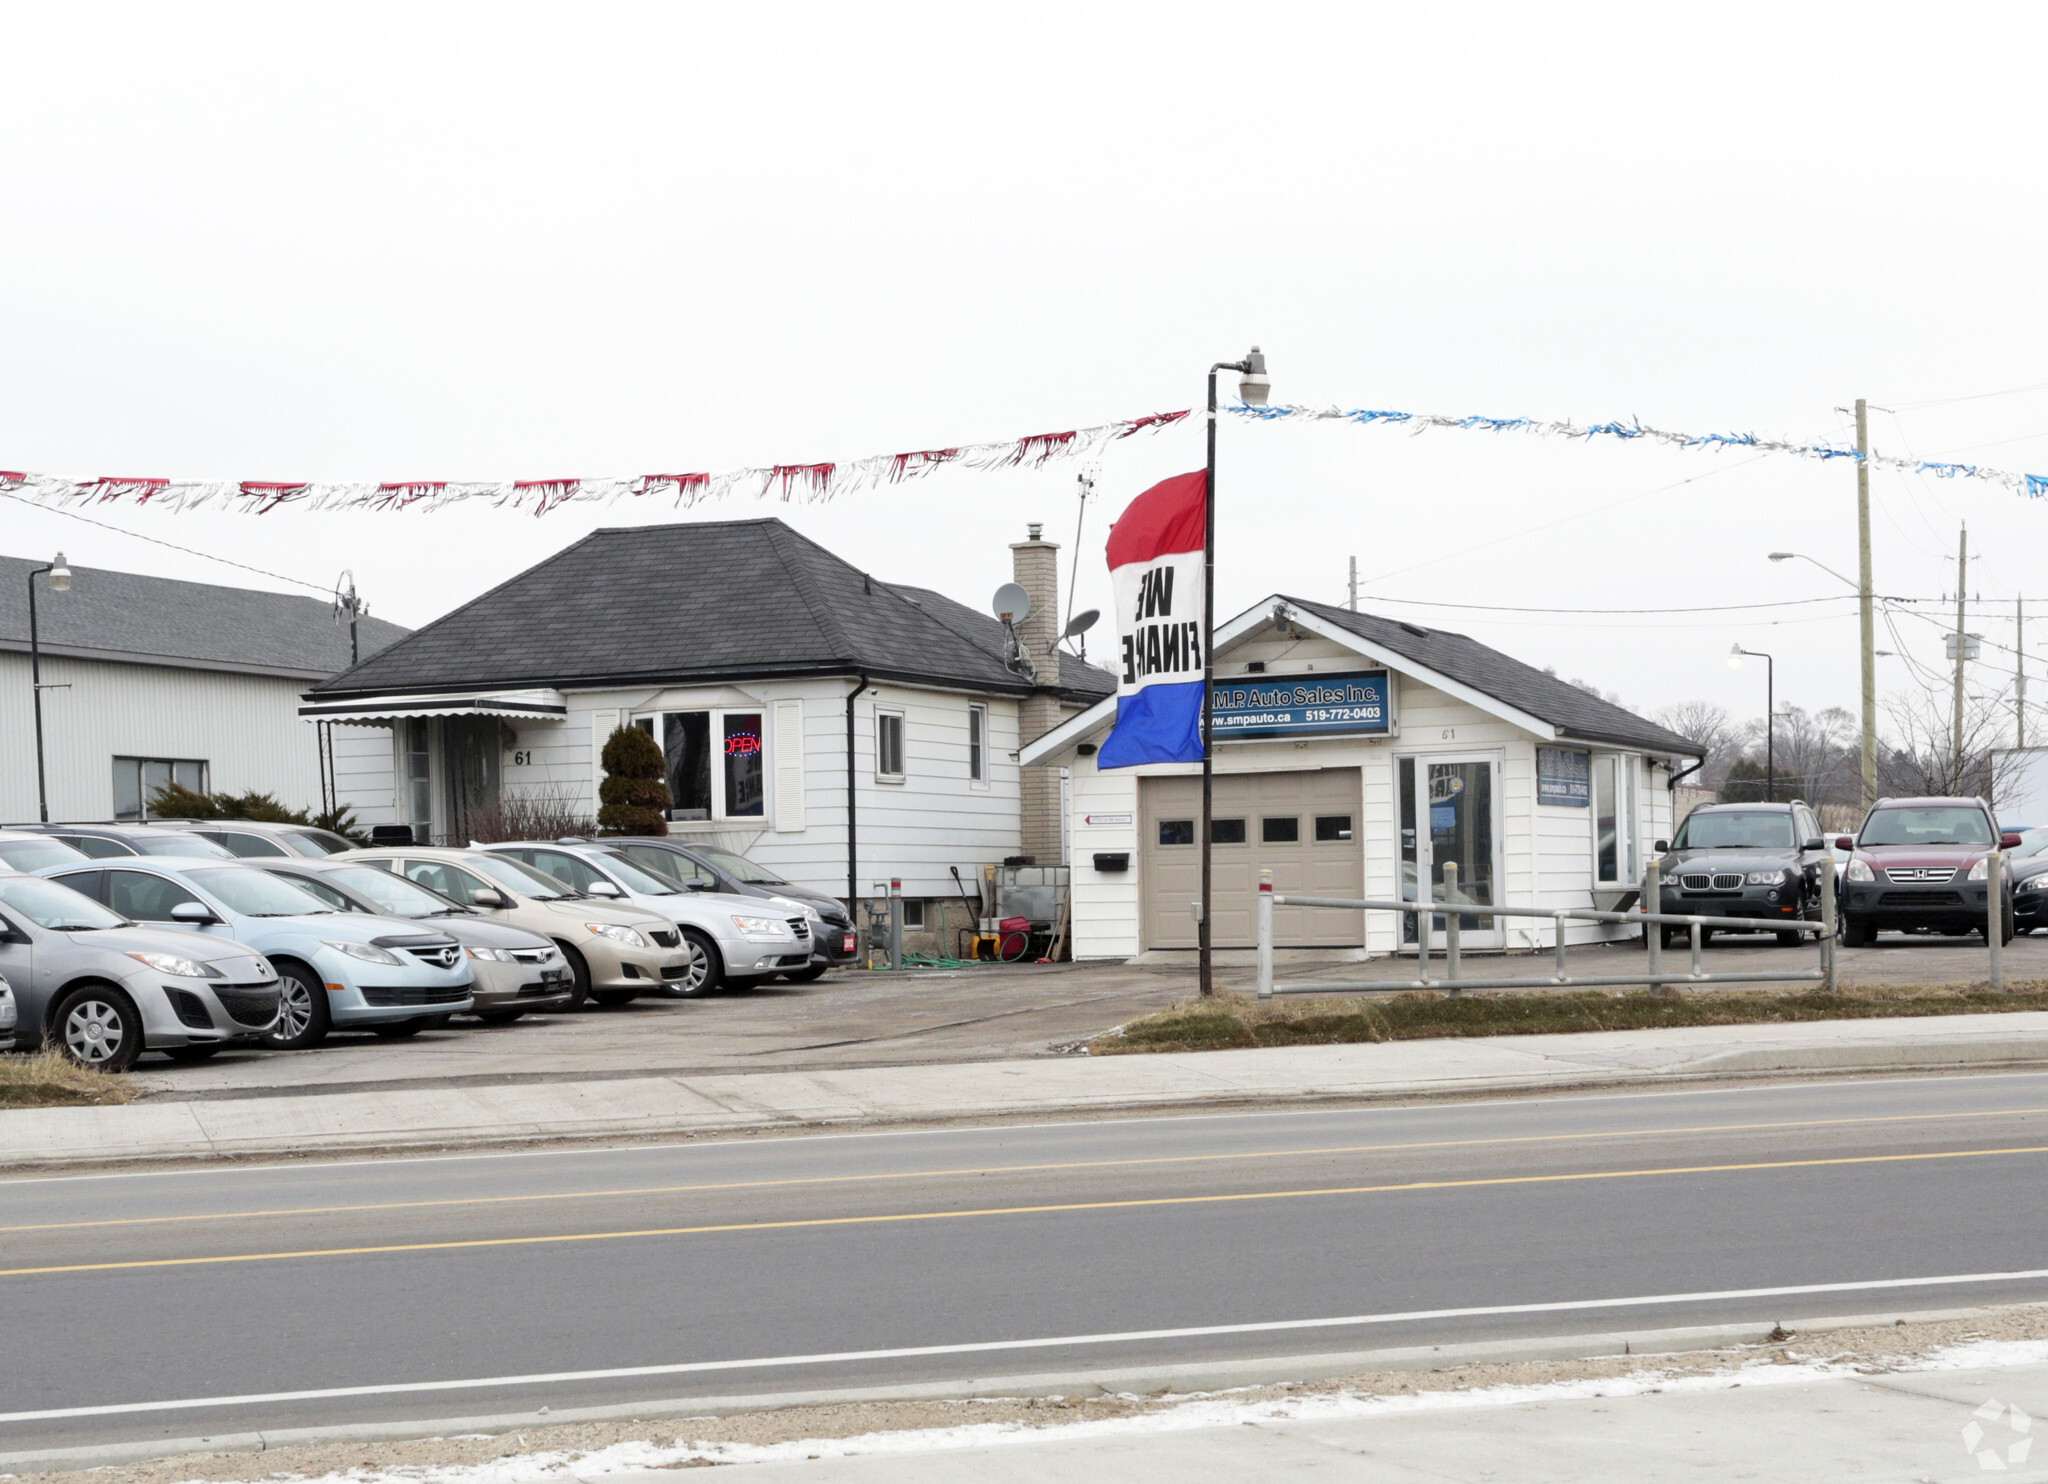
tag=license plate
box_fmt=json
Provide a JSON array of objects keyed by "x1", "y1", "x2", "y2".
[
  {"x1": 841, "y1": 933, "x2": 856, "y2": 954},
  {"x1": 541, "y1": 968, "x2": 571, "y2": 983}
]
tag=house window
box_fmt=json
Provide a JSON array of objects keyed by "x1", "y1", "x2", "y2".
[
  {"x1": 632, "y1": 709, "x2": 764, "y2": 820},
  {"x1": 901, "y1": 898, "x2": 927, "y2": 930},
  {"x1": 112, "y1": 757, "x2": 207, "y2": 821},
  {"x1": 1594, "y1": 755, "x2": 1635, "y2": 886},
  {"x1": 876, "y1": 710, "x2": 906, "y2": 780},
  {"x1": 968, "y1": 704, "x2": 988, "y2": 784},
  {"x1": 403, "y1": 720, "x2": 433, "y2": 842}
]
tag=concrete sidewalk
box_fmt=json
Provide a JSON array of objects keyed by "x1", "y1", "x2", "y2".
[{"x1": 12, "y1": 1010, "x2": 2048, "y2": 1169}]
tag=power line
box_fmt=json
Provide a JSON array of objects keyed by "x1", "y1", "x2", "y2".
[
  {"x1": 1340, "y1": 593, "x2": 1863, "y2": 617},
  {"x1": 0, "y1": 488, "x2": 331, "y2": 594}
]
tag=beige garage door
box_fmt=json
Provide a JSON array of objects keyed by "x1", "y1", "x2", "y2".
[{"x1": 1140, "y1": 768, "x2": 1364, "y2": 949}]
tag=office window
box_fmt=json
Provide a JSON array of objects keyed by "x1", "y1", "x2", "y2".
[
  {"x1": 112, "y1": 757, "x2": 208, "y2": 821},
  {"x1": 877, "y1": 710, "x2": 906, "y2": 780},
  {"x1": 968, "y1": 704, "x2": 988, "y2": 783}
]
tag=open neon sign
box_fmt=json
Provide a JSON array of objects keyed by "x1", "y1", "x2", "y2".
[{"x1": 725, "y1": 732, "x2": 762, "y2": 758}]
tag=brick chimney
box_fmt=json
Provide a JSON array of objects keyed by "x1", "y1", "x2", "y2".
[{"x1": 1010, "y1": 523, "x2": 1064, "y2": 864}]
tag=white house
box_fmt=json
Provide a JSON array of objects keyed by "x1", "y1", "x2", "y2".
[
  {"x1": 1020, "y1": 595, "x2": 1705, "y2": 960},
  {"x1": 0, "y1": 554, "x2": 408, "y2": 823},
  {"x1": 301, "y1": 519, "x2": 1112, "y2": 921}
]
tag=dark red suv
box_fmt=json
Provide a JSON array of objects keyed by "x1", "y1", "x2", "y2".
[{"x1": 1837, "y1": 796, "x2": 2020, "y2": 946}]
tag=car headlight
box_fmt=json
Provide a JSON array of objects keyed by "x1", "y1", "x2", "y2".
[
  {"x1": 323, "y1": 939, "x2": 405, "y2": 966},
  {"x1": 731, "y1": 914, "x2": 792, "y2": 940},
  {"x1": 586, "y1": 922, "x2": 651, "y2": 947},
  {"x1": 126, "y1": 950, "x2": 224, "y2": 979},
  {"x1": 1968, "y1": 857, "x2": 1989, "y2": 881},
  {"x1": 0, "y1": 980, "x2": 14, "y2": 1032},
  {"x1": 465, "y1": 945, "x2": 515, "y2": 962},
  {"x1": 1744, "y1": 870, "x2": 1790, "y2": 886},
  {"x1": 1846, "y1": 859, "x2": 1875, "y2": 883},
  {"x1": 2018, "y1": 875, "x2": 2045, "y2": 894}
]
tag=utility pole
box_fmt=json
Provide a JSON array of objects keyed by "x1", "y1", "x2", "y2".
[
  {"x1": 2020, "y1": 597, "x2": 2028, "y2": 751},
  {"x1": 1953, "y1": 524, "x2": 1968, "y2": 773},
  {"x1": 1348, "y1": 556, "x2": 1359, "y2": 612},
  {"x1": 1855, "y1": 399, "x2": 1877, "y2": 809}
]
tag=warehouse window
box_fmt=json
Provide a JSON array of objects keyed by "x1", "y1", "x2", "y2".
[
  {"x1": 876, "y1": 710, "x2": 906, "y2": 781},
  {"x1": 112, "y1": 757, "x2": 207, "y2": 822}
]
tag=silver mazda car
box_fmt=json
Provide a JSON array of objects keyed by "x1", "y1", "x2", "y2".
[{"x1": 0, "y1": 871, "x2": 282, "y2": 1070}]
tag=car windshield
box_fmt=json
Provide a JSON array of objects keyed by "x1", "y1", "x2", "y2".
[
  {"x1": 1671, "y1": 812, "x2": 1795, "y2": 850},
  {"x1": 0, "y1": 876, "x2": 128, "y2": 930},
  {"x1": 187, "y1": 867, "x2": 336, "y2": 916},
  {"x1": 692, "y1": 845, "x2": 790, "y2": 885},
  {"x1": 2012, "y1": 830, "x2": 2048, "y2": 860},
  {"x1": 326, "y1": 866, "x2": 464, "y2": 917},
  {"x1": 1859, "y1": 806, "x2": 1996, "y2": 847},
  {"x1": 593, "y1": 851, "x2": 682, "y2": 895},
  {"x1": 129, "y1": 833, "x2": 235, "y2": 858},
  {"x1": 286, "y1": 829, "x2": 357, "y2": 856},
  {"x1": 471, "y1": 856, "x2": 578, "y2": 901},
  {"x1": 0, "y1": 838, "x2": 90, "y2": 872}
]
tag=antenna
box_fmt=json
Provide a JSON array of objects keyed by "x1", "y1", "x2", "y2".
[
  {"x1": 1058, "y1": 607, "x2": 1099, "y2": 660},
  {"x1": 1063, "y1": 466, "x2": 1095, "y2": 655},
  {"x1": 333, "y1": 570, "x2": 366, "y2": 666}
]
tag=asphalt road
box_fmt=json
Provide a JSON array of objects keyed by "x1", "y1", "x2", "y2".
[{"x1": 8, "y1": 1072, "x2": 2048, "y2": 1452}]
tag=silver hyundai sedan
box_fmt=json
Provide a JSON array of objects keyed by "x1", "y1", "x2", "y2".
[{"x1": 0, "y1": 871, "x2": 281, "y2": 1070}]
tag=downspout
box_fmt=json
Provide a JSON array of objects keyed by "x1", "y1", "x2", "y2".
[
  {"x1": 1667, "y1": 757, "x2": 1705, "y2": 792},
  {"x1": 846, "y1": 674, "x2": 870, "y2": 909}
]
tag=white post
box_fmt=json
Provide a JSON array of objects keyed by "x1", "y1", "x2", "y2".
[
  {"x1": 1989, "y1": 849, "x2": 2005, "y2": 992},
  {"x1": 1256, "y1": 868, "x2": 1274, "y2": 1000},
  {"x1": 1820, "y1": 852, "x2": 1838, "y2": 993}
]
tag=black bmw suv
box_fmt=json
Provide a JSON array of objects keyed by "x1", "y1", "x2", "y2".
[{"x1": 1655, "y1": 801, "x2": 1833, "y2": 946}]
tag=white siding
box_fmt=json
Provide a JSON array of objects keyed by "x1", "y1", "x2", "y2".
[
  {"x1": 0, "y1": 651, "x2": 325, "y2": 822},
  {"x1": 330, "y1": 724, "x2": 398, "y2": 824}
]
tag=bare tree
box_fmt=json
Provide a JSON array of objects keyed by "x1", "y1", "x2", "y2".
[
  {"x1": 1652, "y1": 700, "x2": 1739, "y2": 787},
  {"x1": 1877, "y1": 692, "x2": 2028, "y2": 805},
  {"x1": 1748, "y1": 705, "x2": 1858, "y2": 810}
]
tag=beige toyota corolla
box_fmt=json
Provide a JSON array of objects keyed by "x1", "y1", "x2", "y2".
[{"x1": 346, "y1": 847, "x2": 690, "y2": 1008}]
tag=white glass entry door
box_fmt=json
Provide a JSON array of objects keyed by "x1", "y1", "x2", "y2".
[{"x1": 1399, "y1": 754, "x2": 1504, "y2": 951}]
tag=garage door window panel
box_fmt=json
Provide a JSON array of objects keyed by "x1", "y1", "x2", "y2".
[
  {"x1": 1211, "y1": 818, "x2": 1247, "y2": 845},
  {"x1": 1263, "y1": 817, "x2": 1300, "y2": 843},
  {"x1": 1158, "y1": 820, "x2": 1195, "y2": 846}
]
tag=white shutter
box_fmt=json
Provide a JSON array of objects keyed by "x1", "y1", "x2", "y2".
[
  {"x1": 773, "y1": 699, "x2": 806, "y2": 833},
  {"x1": 590, "y1": 709, "x2": 620, "y2": 816}
]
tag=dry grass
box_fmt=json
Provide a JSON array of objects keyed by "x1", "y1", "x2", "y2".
[
  {"x1": 0, "y1": 1047, "x2": 135, "y2": 1107},
  {"x1": 1093, "y1": 983, "x2": 2048, "y2": 1054}
]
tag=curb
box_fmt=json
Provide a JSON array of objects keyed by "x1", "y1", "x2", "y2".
[{"x1": 3, "y1": 1302, "x2": 2032, "y2": 1474}]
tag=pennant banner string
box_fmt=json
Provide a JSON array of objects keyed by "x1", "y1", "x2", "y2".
[{"x1": 3, "y1": 399, "x2": 2044, "y2": 516}]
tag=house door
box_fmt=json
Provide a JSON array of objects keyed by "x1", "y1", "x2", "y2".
[
  {"x1": 1399, "y1": 754, "x2": 1504, "y2": 950},
  {"x1": 442, "y1": 717, "x2": 504, "y2": 844}
]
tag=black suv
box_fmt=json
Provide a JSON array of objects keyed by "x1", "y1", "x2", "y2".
[
  {"x1": 1838, "y1": 796, "x2": 2018, "y2": 946},
  {"x1": 596, "y1": 838, "x2": 857, "y2": 976},
  {"x1": 1655, "y1": 801, "x2": 1832, "y2": 946}
]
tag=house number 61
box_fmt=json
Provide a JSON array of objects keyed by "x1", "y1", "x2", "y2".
[
  {"x1": 1441, "y1": 729, "x2": 1456, "y2": 740},
  {"x1": 511, "y1": 749, "x2": 533, "y2": 766}
]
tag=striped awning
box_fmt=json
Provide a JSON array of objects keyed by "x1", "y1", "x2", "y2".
[{"x1": 298, "y1": 688, "x2": 568, "y2": 725}]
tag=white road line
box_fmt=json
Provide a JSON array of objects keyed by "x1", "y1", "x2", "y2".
[{"x1": 9, "y1": 1267, "x2": 2048, "y2": 1423}]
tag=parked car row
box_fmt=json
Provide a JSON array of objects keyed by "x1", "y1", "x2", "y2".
[
  {"x1": 1653, "y1": 794, "x2": 2027, "y2": 947},
  {"x1": 0, "y1": 819, "x2": 857, "y2": 1072}
]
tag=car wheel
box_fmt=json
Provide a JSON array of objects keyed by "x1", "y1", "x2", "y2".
[
  {"x1": 161, "y1": 1044, "x2": 223, "y2": 1063},
  {"x1": 1841, "y1": 917, "x2": 1873, "y2": 948},
  {"x1": 265, "y1": 962, "x2": 331, "y2": 1049},
  {"x1": 52, "y1": 985, "x2": 145, "y2": 1073},
  {"x1": 552, "y1": 942, "x2": 593, "y2": 1009},
  {"x1": 677, "y1": 929, "x2": 724, "y2": 997},
  {"x1": 477, "y1": 1008, "x2": 525, "y2": 1025}
]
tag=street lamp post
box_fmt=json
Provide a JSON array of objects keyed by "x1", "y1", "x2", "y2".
[
  {"x1": 1198, "y1": 346, "x2": 1270, "y2": 999},
  {"x1": 1729, "y1": 644, "x2": 1775, "y2": 802},
  {"x1": 1768, "y1": 550, "x2": 1874, "y2": 808},
  {"x1": 27, "y1": 552, "x2": 72, "y2": 824}
]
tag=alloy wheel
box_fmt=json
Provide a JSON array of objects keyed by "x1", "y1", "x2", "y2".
[
  {"x1": 274, "y1": 978, "x2": 313, "y2": 1040},
  {"x1": 63, "y1": 1000, "x2": 126, "y2": 1066},
  {"x1": 679, "y1": 941, "x2": 711, "y2": 996}
]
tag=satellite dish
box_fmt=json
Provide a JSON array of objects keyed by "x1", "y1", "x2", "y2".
[
  {"x1": 992, "y1": 582, "x2": 1032, "y2": 623},
  {"x1": 1062, "y1": 608, "x2": 1099, "y2": 638}
]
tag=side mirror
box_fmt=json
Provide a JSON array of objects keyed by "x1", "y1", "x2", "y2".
[
  {"x1": 586, "y1": 879, "x2": 624, "y2": 898},
  {"x1": 1652, "y1": 839, "x2": 1669, "y2": 854},
  {"x1": 471, "y1": 889, "x2": 508, "y2": 909},
  {"x1": 686, "y1": 879, "x2": 714, "y2": 891},
  {"x1": 1834, "y1": 836, "x2": 1855, "y2": 853},
  {"x1": 2003, "y1": 832, "x2": 2024, "y2": 850},
  {"x1": 169, "y1": 902, "x2": 219, "y2": 925},
  {"x1": 1802, "y1": 838, "x2": 1826, "y2": 852}
]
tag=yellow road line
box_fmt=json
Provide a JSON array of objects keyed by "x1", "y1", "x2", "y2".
[
  {"x1": 4, "y1": 1105, "x2": 2042, "y2": 1236},
  {"x1": 7, "y1": 1143, "x2": 2046, "y2": 1279}
]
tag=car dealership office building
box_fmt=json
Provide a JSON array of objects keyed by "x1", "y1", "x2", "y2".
[{"x1": 1020, "y1": 596, "x2": 1706, "y2": 960}]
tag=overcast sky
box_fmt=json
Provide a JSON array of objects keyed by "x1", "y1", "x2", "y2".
[{"x1": 4, "y1": 2, "x2": 2045, "y2": 736}]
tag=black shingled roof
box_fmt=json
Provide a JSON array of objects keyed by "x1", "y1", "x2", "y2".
[
  {"x1": 1286, "y1": 596, "x2": 1705, "y2": 757},
  {"x1": 311, "y1": 519, "x2": 1111, "y2": 702},
  {"x1": 887, "y1": 583, "x2": 1114, "y2": 702},
  {"x1": 0, "y1": 555, "x2": 410, "y2": 679}
]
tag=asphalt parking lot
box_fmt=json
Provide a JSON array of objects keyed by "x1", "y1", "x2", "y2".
[{"x1": 119, "y1": 927, "x2": 2048, "y2": 1100}]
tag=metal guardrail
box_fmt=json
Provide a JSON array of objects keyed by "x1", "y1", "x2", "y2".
[{"x1": 1254, "y1": 853, "x2": 1854, "y2": 999}]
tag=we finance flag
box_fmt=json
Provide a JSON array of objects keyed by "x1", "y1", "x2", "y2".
[{"x1": 1098, "y1": 470, "x2": 1207, "y2": 768}]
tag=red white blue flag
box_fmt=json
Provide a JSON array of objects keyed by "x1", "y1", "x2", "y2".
[{"x1": 1099, "y1": 470, "x2": 1207, "y2": 768}]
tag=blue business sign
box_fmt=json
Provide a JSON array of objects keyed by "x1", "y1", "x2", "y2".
[
  {"x1": 1537, "y1": 746, "x2": 1591, "y2": 807},
  {"x1": 1210, "y1": 670, "x2": 1391, "y2": 740}
]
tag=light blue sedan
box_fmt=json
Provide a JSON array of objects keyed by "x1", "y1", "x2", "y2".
[{"x1": 44, "y1": 859, "x2": 474, "y2": 1049}]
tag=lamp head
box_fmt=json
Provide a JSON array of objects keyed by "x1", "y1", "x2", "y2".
[
  {"x1": 1727, "y1": 643, "x2": 1743, "y2": 670},
  {"x1": 1237, "y1": 345, "x2": 1270, "y2": 407},
  {"x1": 1767, "y1": 552, "x2": 1795, "y2": 563},
  {"x1": 49, "y1": 553, "x2": 70, "y2": 592}
]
